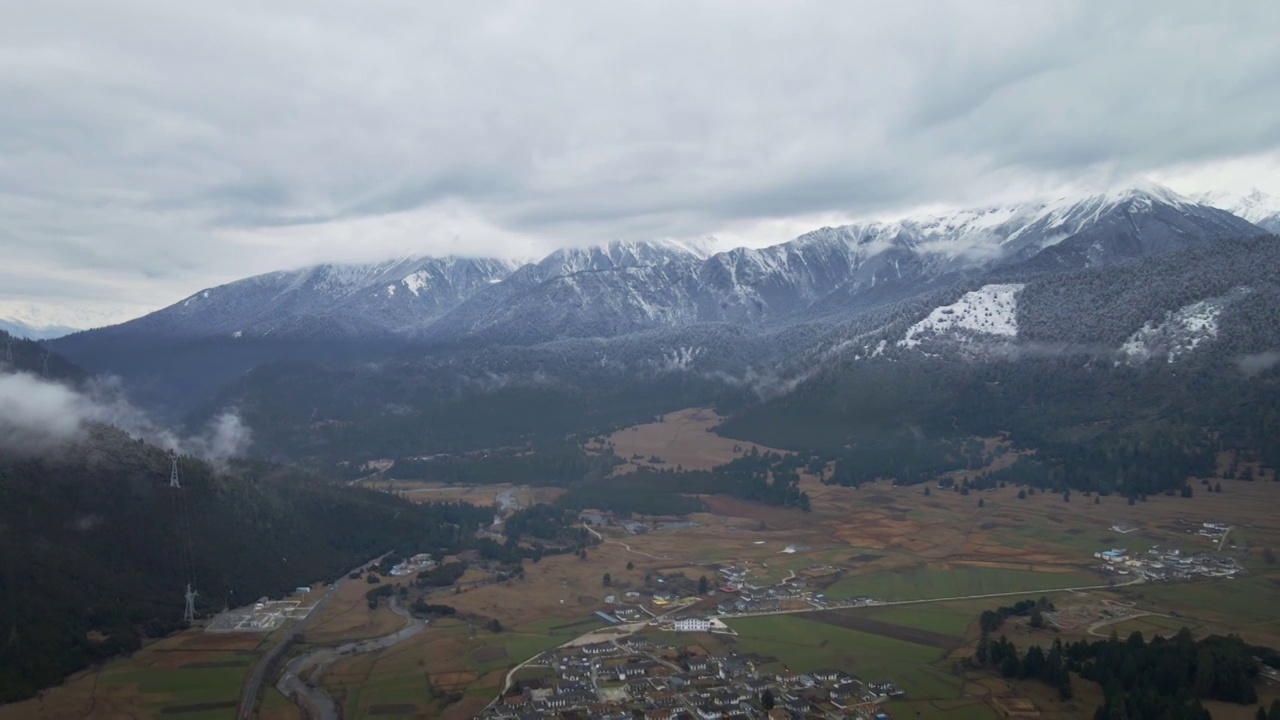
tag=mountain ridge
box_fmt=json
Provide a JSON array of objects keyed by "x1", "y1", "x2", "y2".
[{"x1": 46, "y1": 183, "x2": 1269, "y2": 414}]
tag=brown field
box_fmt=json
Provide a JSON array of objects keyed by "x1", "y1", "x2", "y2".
[
  {"x1": 302, "y1": 576, "x2": 413, "y2": 645},
  {"x1": 595, "y1": 407, "x2": 787, "y2": 474}
]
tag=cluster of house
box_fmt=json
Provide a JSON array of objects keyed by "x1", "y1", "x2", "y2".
[
  {"x1": 1093, "y1": 545, "x2": 1242, "y2": 581},
  {"x1": 484, "y1": 637, "x2": 900, "y2": 720},
  {"x1": 388, "y1": 553, "x2": 435, "y2": 577},
  {"x1": 1194, "y1": 522, "x2": 1231, "y2": 542}
]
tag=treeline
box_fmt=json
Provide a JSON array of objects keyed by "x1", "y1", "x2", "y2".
[
  {"x1": 978, "y1": 597, "x2": 1053, "y2": 634},
  {"x1": 976, "y1": 627, "x2": 1266, "y2": 719}
]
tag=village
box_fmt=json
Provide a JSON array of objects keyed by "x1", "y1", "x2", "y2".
[
  {"x1": 1091, "y1": 544, "x2": 1243, "y2": 582},
  {"x1": 484, "y1": 635, "x2": 901, "y2": 720}
]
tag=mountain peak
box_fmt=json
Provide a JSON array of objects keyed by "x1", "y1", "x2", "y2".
[
  {"x1": 1194, "y1": 187, "x2": 1280, "y2": 229},
  {"x1": 1099, "y1": 180, "x2": 1191, "y2": 208}
]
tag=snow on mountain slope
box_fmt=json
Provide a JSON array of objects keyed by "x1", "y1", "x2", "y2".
[
  {"x1": 1118, "y1": 288, "x2": 1251, "y2": 364},
  {"x1": 101, "y1": 256, "x2": 522, "y2": 339},
  {"x1": 0, "y1": 301, "x2": 139, "y2": 335},
  {"x1": 900, "y1": 284, "x2": 1024, "y2": 349},
  {"x1": 1196, "y1": 188, "x2": 1280, "y2": 233},
  {"x1": 53, "y1": 181, "x2": 1267, "y2": 349}
]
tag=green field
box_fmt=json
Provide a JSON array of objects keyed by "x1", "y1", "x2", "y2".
[
  {"x1": 824, "y1": 565, "x2": 1099, "y2": 601},
  {"x1": 725, "y1": 614, "x2": 962, "y2": 700},
  {"x1": 863, "y1": 604, "x2": 978, "y2": 636},
  {"x1": 1122, "y1": 573, "x2": 1280, "y2": 624},
  {"x1": 99, "y1": 662, "x2": 247, "y2": 710}
]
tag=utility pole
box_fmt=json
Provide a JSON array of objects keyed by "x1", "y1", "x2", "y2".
[{"x1": 170, "y1": 458, "x2": 181, "y2": 489}]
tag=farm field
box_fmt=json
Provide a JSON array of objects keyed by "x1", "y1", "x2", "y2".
[
  {"x1": 321, "y1": 617, "x2": 574, "y2": 720},
  {"x1": 823, "y1": 565, "x2": 1100, "y2": 601},
  {"x1": 593, "y1": 407, "x2": 786, "y2": 475},
  {"x1": 726, "y1": 611, "x2": 994, "y2": 718},
  {"x1": 11, "y1": 406, "x2": 1279, "y2": 720}
]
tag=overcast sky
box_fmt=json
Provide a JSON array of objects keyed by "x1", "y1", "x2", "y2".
[{"x1": 2, "y1": 1, "x2": 1279, "y2": 326}]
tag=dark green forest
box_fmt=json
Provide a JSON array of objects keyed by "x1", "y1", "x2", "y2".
[
  {"x1": 976, "y1": 627, "x2": 1267, "y2": 719},
  {"x1": 0, "y1": 419, "x2": 495, "y2": 702}
]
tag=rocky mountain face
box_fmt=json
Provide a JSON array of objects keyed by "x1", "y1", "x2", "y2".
[
  {"x1": 47, "y1": 184, "x2": 1270, "y2": 415},
  {"x1": 58, "y1": 184, "x2": 1265, "y2": 349},
  {"x1": 90, "y1": 255, "x2": 524, "y2": 340}
]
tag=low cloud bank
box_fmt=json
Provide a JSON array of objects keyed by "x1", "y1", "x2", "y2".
[
  {"x1": 0, "y1": 371, "x2": 250, "y2": 461},
  {"x1": 1237, "y1": 350, "x2": 1280, "y2": 378}
]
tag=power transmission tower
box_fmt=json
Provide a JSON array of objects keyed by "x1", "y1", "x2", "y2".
[
  {"x1": 183, "y1": 583, "x2": 197, "y2": 623},
  {"x1": 170, "y1": 457, "x2": 197, "y2": 622}
]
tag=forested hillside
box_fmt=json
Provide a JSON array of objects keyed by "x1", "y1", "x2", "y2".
[
  {"x1": 0, "y1": 422, "x2": 492, "y2": 703},
  {"x1": 718, "y1": 237, "x2": 1280, "y2": 496}
]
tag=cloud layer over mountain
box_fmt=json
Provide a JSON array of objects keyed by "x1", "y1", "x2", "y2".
[{"x1": 2, "y1": 1, "x2": 1279, "y2": 322}]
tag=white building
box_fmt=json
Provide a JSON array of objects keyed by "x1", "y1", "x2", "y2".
[{"x1": 673, "y1": 617, "x2": 711, "y2": 632}]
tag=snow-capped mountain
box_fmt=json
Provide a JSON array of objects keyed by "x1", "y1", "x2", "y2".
[
  {"x1": 0, "y1": 301, "x2": 135, "y2": 339},
  {"x1": 1196, "y1": 188, "x2": 1280, "y2": 233},
  {"x1": 47, "y1": 182, "x2": 1271, "y2": 414},
  {"x1": 428, "y1": 239, "x2": 716, "y2": 342},
  {"x1": 56, "y1": 183, "x2": 1265, "y2": 348},
  {"x1": 431, "y1": 183, "x2": 1262, "y2": 342},
  {"x1": 83, "y1": 255, "x2": 523, "y2": 340}
]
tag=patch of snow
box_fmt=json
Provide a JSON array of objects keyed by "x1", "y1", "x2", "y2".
[
  {"x1": 385, "y1": 284, "x2": 396, "y2": 297},
  {"x1": 657, "y1": 346, "x2": 703, "y2": 371},
  {"x1": 1118, "y1": 291, "x2": 1247, "y2": 364},
  {"x1": 401, "y1": 270, "x2": 431, "y2": 296},
  {"x1": 900, "y1": 284, "x2": 1024, "y2": 349}
]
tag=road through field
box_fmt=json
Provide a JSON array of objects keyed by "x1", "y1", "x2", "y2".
[
  {"x1": 582, "y1": 523, "x2": 673, "y2": 560},
  {"x1": 725, "y1": 577, "x2": 1146, "y2": 620}
]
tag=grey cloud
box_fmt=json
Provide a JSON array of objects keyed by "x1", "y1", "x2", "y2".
[
  {"x1": 0, "y1": 370, "x2": 251, "y2": 462},
  {"x1": 1237, "y1": 351, "x2": 1280, "y2": 378},
  {"x1": 1, "y1": 1, "x2": 1279, "y2": 320}
]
